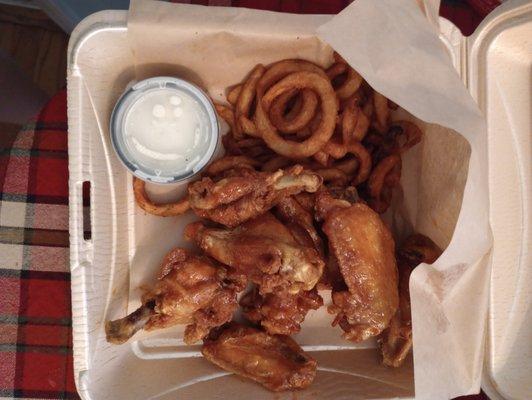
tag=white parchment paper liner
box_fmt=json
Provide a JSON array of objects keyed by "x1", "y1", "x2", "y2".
[{"x1": 318, "y1": 1, "x2": 492, "y2": 398}]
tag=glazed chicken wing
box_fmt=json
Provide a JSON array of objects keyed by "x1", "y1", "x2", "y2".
[
  {"x1": 317, "y1": 191, "x2": 399, "y2": 342},
  {"x1": 240, "y1": 286, "x2": 323, "y2": 335},
  {"x1": 187, "y1": 165, "x2": 322, "y2": 228},
  {"x1": 202, "y1": 323, "x2": 317, "y2": 392},
  {"x1": 185, "y1": 213, "x2": 324, "y2": 295},
  {"x1": 274, "y1": 196, "x2": 324, "y2": 257},
  {"x1": 105, "y1": 248, "x2": 237, "y2": 345},
  {"x1": 379, "y1": 234, "x2": 442, "y2": 367}
]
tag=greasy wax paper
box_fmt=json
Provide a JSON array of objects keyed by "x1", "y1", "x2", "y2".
[{"x1": 125, "y1": 1, "x2": 492, "y2": 399}]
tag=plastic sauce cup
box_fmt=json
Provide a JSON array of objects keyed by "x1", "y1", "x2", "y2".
[{"x1": 110, "y1": 76, "x2": 219, "y2": 184}]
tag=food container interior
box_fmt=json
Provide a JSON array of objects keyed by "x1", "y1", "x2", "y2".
[{"x1": 67, "y1": 1, "x2": 530, "y2": 399}]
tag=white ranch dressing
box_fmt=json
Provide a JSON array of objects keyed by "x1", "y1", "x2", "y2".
[
  {"x1": 111, "y1": 77, "x2": 218, "y2": 184},
  {"x1": 124, "y1": 89, "x2": 210, "y2": 174}
]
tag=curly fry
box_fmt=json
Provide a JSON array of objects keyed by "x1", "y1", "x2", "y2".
[
  {"x1": 257, "y1": 71, "x2": 338, "y2": 159},
  {"x1": 261, "y1": 156, "x2": 293, "y2": 172},
  {"x1": 323, "y1": 141, "x2": 372, "y2": 185},
  {"x1": 315, "y1": 168, "x2": 348, "y2": 185},
  {"x1": 332, "y1": 51, "x2": 350, "y2": 64},
  {"x1": 326, "y1": 62, "x2": 346, "y2": 81},
  {"x1": 133, "y1": 177, "x2": 190, "y2": 217},
  {"x1": 353, "y1": 109, "x2": 370, "y2": 142},
  {"x1": 239, "y1": 117, "x2": 260, "y2": 137},
  {"x1": 222, "y1": 135, "x2": 265, "y2": 155},
  {"x1": 257, "y1": 59, "x2": 328, "y2": 94},
  {"x1": 235, "y1": 64, "x2": 266, "y2": 138},
  {"x1": 341, "y1": 105, "x2": 357, "y2": 144},
  {"x1": 368, "y1": 155, "x2": 402, "y2": 198},
  {"x1": 322, "y1": 139, "x2": 346, "y2": 159},
  {"x1": 347, "y1": 143, "x2": 372, "y2": 185},
  {"x1": 339, "y1": 89, "x2": 365, "y2": 112},
  {"x1": 362, "y1": 98, "x2": 374, "y2": 119},
  {"x1": 326, "y1": 62, "x2": 363, "y2": 100},
  {"x1": 245, "y1": 145, "x2": 274, "y2": 159},
  {"x1": 215, "y1": 104, "x2": 236, "y2": 133},
  {"x1": 205, "y1": 155, "x2": 260, "y2": 176},
  {"x1": 222, "y1": 135, "x2": 273, "y2": 160},
  {"x1": 296, "y1": 127, "x2": 312, "y2": 139},
  {"x1": 227, "y1": 84, "x2": 242, "y2": 106},
  {"x1": 269, "y1": 88, "x2": 318, "y2": 133},
  {"x1": 334, "y1": 158, "x2": 359, "y2": 176},
  {"x1": 255, "y1": 59, "x2": 328, "y2": 147},
  {"x1": 388, "y1": 99, "x2": 399, "y2": 110},
  {"x1": 367, "y1": 155, "x2": 402, "y2": 213},
  {"x1": 341, "y1": 104, "x2": 370, "y2": 144},
  {"x1": 312, "y1": 150, "x2": 329, "y2": 167},
  {"x1": 373, "y1": 91, "x2": 390, "y2": 133},
  {"x1": 390, "y1": 121, "x2": 423, "y2": 153}
]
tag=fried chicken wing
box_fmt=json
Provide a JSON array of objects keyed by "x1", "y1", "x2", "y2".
[
  {"x1": 317, "y1": 191, "x2": 399, "y2": 342},
  {"x1": 185, "y1": 213, "x2": 324, "y2": 295},
  {"x1": 105, "y1": 248, "x2": 237, "y2": 345},
  {"x1": 187, "y1": 165, "x2": 322, "y2": 228},
  {"x1": 314, "y1": 190, "x2": 352, "y2": 222},
  {"x1": 202, "y1": 323, "x2": 317, "y2": 392},
  {"x1": 240, "y1": 286, "x2": 323, "y2": 335},
  {"x1": 292, "y1": 192, "x2": 316, "y2": 212},
  {"x1": 274, "y1": 196, "x2": 324, "y2": 257},
  {"x1": 379, "y1": 234, "x2": 442, "y2": 367}
]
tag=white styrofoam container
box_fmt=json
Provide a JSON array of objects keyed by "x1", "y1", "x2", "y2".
[
  {"x1": 466, "y1": 2, "x2": 531, "y2": 399},
  {"x1": 67, "y1": 1, "x2": 531, "y2": 399}
]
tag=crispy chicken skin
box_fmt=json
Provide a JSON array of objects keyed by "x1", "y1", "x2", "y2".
[
  {"x1": 185, "y1": 213, "x2": 324, "y2": 295},
  {"x1": 274, "y1": 196, "x2": 324, "y2": 257},
  {"x1": 105, "y1": 248, "x2": 237, "y2": 345},
  {"x1": 187, "y1": 165, "x2": 322, "y2": 228},
  {"x1": 379, "y1": 234, "x2": 442, "y2": 367},
  {"x1": 202, "y1": 323, "x2": 317, "y2": 392},
  {"x1": 240, "y1": 287, "x2": 323, "y2": 335},
  {"x1": 317, "y1": 191, "x2": 399, "y2": 342}
]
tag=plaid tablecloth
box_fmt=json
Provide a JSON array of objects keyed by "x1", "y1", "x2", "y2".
[
  {"x1": 0, "y1": 1, "x2": 498, "y2": 399},
  {"x1": 0, "y1": 91, "x2": 75, "y2": 399}
]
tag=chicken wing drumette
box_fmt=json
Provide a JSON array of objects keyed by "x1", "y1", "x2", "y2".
[
  {"x1": 185, "y1": 213, "x2": 324, "y2": 295},
  {"x1": 105, "y1": 248, "x2": 238, "y2": 345},
  {"x1": 316, "y1": 191, "x2": 399, "y2": 342},
  {"x1": 202, "y1": 323, "x2": 317, "y2": 392},
  {"x1": 187, "y1": 165, "x2": 322, "y2": 228},
  {"x1": 379, "y1": 234, "x2": 442, "y2": 367}
]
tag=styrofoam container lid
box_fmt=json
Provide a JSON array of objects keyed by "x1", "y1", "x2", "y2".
[{"x1": 466, "y1": 1, "x2": 532, "y2": 398}]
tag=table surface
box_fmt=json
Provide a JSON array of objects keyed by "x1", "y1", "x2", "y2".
[{"x1": 0, "y1": 0, "x2": 498, "y2": 399}]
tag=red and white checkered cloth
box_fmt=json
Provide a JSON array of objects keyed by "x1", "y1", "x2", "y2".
[
  {"x1": 0, "y1": 1, "x2": 498, "y2": 399},
  {"x1": 0, "y1": 91, "x2": 77, "y2": 398}
]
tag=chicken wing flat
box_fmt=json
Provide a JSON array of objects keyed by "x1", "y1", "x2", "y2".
[
  {"x1": 202, "y1": 323, "x2": 317, "y2": 392},
  {"x1": 105, "y1": 248, "x2": 237, "y2": 345},
  {"x1": 318, "y1": 191, "x2": 399, "y2": 342},
  {"x1": 185, "y1": 213, "x2": 324, "y2": 295},
  {"x1": 379, "y1": 234, "x2": 441, "y2": 367},
  {"x1": 240, "y1": 286, "x2": 323, "y2": 335},
  {"x1": 187, "y1": 165, "x2": 322, "y2": 228}
]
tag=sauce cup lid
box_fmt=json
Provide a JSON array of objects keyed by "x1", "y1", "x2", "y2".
[{"x1": 110, "y1": 76, "x2": 219, "y2": 184}]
